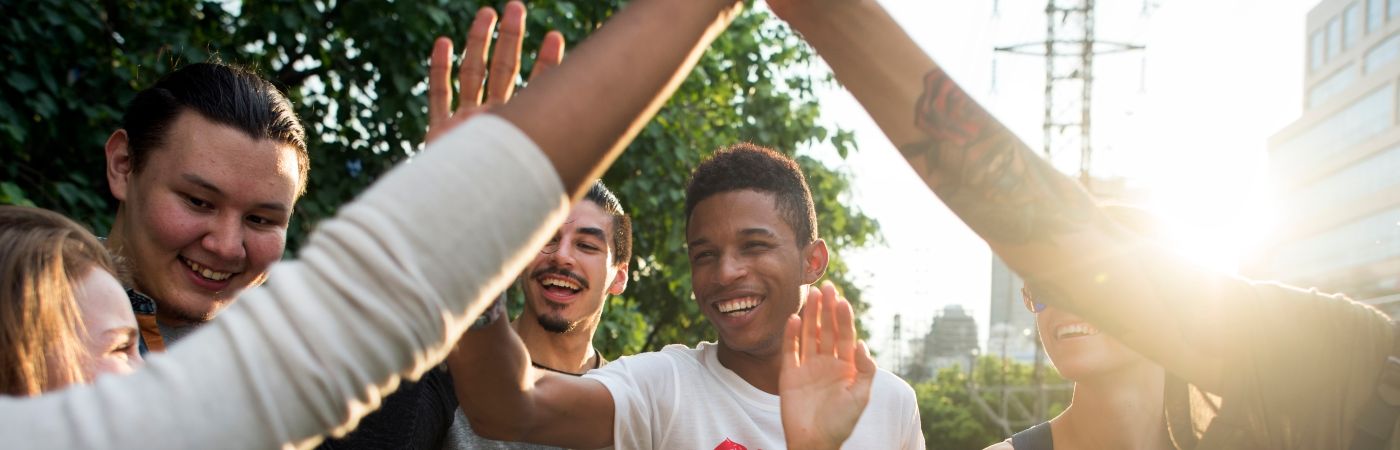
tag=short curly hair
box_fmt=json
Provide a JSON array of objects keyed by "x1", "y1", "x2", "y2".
[{"x1": 684, "y1": 143, "x2": 818, "y2": 246}]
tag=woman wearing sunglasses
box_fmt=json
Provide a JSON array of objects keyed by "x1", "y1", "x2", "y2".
[{"x1": 986, "y1": 205, "x2": 1216, "y2": 450}]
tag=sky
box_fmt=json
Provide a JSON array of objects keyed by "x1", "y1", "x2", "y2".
[{"x1": 794, "y1": 0, "x2": 1323, "y2": 367}]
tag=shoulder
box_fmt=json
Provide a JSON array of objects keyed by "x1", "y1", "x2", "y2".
[
  {"x1": 982, "y1": 441, "x2": 1015, "y2": 450},
  {"x1": 871, "y1": 369, "x2": 919, "y2": 400},
  {"x1": 585, "y1": 346, "x2": 694, "y2": 382}
]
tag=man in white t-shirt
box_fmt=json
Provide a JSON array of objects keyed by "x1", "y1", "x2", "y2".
[{"x1": 449, "y1": 144, "x2": 924, "y2": 449}]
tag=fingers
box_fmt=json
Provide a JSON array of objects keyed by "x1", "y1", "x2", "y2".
[
  {"x1": 782, "y1": 314, "x2": 802, "y2": 371},
  {"x1": 834, "y1": 286, "x2": 856, "y2": 364},
  {"x1": 527, "y1": 31, "x2": 566, "y2": 83},
  {"x1": 819, "y1": 282, "x2": 838, "y2": 358},
  {"x1": 801, "y1": 285, "x2": 821, "y2": 360},
  {"x1": 459, "y1": 6, "x2": 497, "y2": 109},
  {"x1": 428, "y1": 37, "x2": 454, "y2": 134},
  {"x1": 486, "y1": 0, "x2": 527, "y2": 105}
]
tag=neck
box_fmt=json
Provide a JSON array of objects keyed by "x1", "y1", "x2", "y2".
[
  {"x1": 512, "y1": 311, "x2": 599, "y2": 374},
  {"x1": 716, "y1": 342, "x2": 783, "y2": 395},
  {"x1": 1052, "y1": 362, "x2": 1170, "y2": 450},
  {"x1": 106, "y1": 212, "x2": 131, "y2": 267}
]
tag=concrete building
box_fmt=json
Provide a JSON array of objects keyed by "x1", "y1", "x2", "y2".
[
  {"x1": 904, "y1": 305, "x2": 981, "y2": 380},
  {"x1": 988, "y1": 256, "x2": 1040, "y2": 363},
  {"x1": 1261, "y1": 0, "x2": 1400, "y2": 314}
]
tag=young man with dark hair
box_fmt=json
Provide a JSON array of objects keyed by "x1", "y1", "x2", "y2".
[
  {"x1": 443, "y1": 180, "x2": 633, "y2": 449},
  {"x1": 104, "y1": 61, "x2": 309, "y2": 352},
  {"x1": 449, "y1": 144, "x2": 923, "y2": 450}
]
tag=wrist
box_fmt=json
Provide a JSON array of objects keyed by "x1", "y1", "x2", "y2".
[{"x1": 469, "y1": 291, "x2": 508, "y2": 331}]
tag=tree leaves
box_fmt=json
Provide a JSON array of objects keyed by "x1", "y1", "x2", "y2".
[{"x1": 1, "y1": 0, "x2": 879, "y2": 360}]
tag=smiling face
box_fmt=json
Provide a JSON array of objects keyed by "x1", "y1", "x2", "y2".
[
  {"x1": 687, "y1": 190, "x2": 827, "y2": 357},
  {"x1": 520, "y1": 202, "x2": 627, "y2": 335},
  {"x1": 106, "y1": 110, "x2": 301, "y2": 325},
  {"x1": 1027, "y1": 286, "x2": 1152, "y2": 382},
  {"x1": 72, "y1": 267, "x2": 142, "y2": 378}
]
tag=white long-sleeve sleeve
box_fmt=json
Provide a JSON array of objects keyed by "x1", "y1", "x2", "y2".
[{"x1": 0, "y1": 115, "x2": 568, "y2": 449}]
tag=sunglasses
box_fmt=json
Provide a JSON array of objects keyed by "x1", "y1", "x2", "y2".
[{"x1": 1021, "y1": 286, "x2": 1046, "y2": 314}]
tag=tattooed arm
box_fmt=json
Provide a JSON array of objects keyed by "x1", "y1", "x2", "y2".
[{"x1": 772, "y1": 0, "x2": 1229, "y2": 390}]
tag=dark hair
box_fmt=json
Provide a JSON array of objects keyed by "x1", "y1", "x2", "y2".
[
  {"x1": 684, "y1": 143, "x2": 818, "y2": 246},
  {"x1": 122, "y1": 62, "x2": 309, "y2": 196},
  {"x1": 583, "y1": 180, "x2": 632, "y2": 266}
]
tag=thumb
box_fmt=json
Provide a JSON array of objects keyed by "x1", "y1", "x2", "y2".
[{"x1": 851, "y1": 340, "x2": 876, "y2": 402}]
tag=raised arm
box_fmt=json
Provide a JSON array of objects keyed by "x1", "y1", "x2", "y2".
[
  {"x1": 444, "y1": 0, "x2": 745, "y2": 448},
  {"x1": 771, "y1": 0, "x2": 1230, "y2": 390},
  {"x1": 494, "y1": 0, "x2": 744, "y2": 198}
]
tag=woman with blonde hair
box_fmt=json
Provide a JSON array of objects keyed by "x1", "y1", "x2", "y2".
[{"x1": 0, "y1": 206, "x2": 142, "y2": 396}]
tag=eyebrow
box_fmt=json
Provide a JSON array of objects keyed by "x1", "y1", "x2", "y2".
[
  {"x1": 104, "y1": 327, "x2": 138, "y2": 339},
  {"x1": 740, "y1": 228, "x2": 779, "y2": 239},
  {"x1": 577, "y1": 226, "x2": 608, "y2": 242},
  {"x1": 687, "y1": 228, "x2": 779, "y2": 247},
  {"x1": 182, "y1": 173, "x2": 289, "y2": 212}
]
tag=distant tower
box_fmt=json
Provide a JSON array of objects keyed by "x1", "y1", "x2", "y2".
[
  {"x1": 889, "y1": 314, "x2": 904, "y2": 375},
  {"x1": 982, "y1": 0, "x2": 1149, "y2": 433},
  {"x1": 995, "y1": 0, "x2": 1145, "y2": 186}
]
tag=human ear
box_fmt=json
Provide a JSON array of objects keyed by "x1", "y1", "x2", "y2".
[
  {"x1": 105, "y1": 130, "x2": 134, "y2": 202},
  {"x1": 608, "y1": 262, "x2": 629, "y2": 295},
  {"x1": 800, "y1": 239, "x2": 829, "y2": 285}
]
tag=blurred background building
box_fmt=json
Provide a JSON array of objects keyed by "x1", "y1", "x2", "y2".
[{"x1": 1259, "y1": 0, "x2": 1400, "y2": 315}]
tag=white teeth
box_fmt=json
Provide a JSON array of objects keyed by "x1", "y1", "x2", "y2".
[
  {"x1": 185, "y1": 259, "x2": 233, "y2": 281},
  {"x1": 1056, "y1": 323, "x2": 1099, "y2": 340},
  {"x1": 541, "y1": 278, "x2": 581, "y2": 291},
  {"x1": 717, "y1": 296, "x2": 760, "y2": 314}
]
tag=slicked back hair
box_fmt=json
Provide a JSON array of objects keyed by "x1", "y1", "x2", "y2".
[
  {"x1": 684, "y1": 143, "x2": 818, "y2": 246},
  {"x1": 583, "y1": 180, "x2": 632, "y2": 267},
  {"x1": 121, "y1": 62, "x2": 309, "y2": 197}
]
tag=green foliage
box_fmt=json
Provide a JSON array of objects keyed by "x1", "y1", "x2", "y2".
[
  {"x1": 1, "y1": 0, "x2": 878, "y2": 358},
  {"x1": 910, "y1": 356, "x2": 1072, "y2": 449}
]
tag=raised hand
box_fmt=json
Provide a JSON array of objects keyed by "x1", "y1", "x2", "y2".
[
  {"x1": 426, "y1": 1, "x2": 566, "y2": 143},
  {"x1": 780, "y1": 281, "x2": 877, "y2": 450}
]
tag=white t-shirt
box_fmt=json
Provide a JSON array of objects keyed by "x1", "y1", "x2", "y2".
[{"x1": 583, "y1": 342, "x2": 925, "y2": 450}]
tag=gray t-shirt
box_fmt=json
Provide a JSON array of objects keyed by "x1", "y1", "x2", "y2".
[{"x1": 442, "y1": 410, "x2": 567, "y2": 450}]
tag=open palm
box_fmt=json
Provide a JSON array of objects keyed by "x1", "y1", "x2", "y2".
[
  {"x1": 779, "y1": 281, "x2": 877, "y2": 450},
  {"x1": 425, "y1": 1, "x2": 565, "y2": 144}
]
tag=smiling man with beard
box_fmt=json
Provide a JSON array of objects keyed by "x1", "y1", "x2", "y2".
[
  {"x1": 442, "y1": 180, "x2": 631, "y2": 450},
  {"x1": 448, "y1": 144, "x2": 923, "y2": 450}
]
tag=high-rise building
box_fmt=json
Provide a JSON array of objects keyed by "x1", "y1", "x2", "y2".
[
  {"x1": 988, "y1": 256, "x2": 1039, "y2": 363},
  {"x1": 1261, "y1": 0, "x2": 1400, "y2": 315}
]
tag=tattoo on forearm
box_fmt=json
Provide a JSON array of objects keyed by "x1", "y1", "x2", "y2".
[
  {"x1": 902, "y1": 67, "x2": 1098, "y2": 244},
  {"x1": 469, "y1": 291, "x2": 508, "y2": 331}
]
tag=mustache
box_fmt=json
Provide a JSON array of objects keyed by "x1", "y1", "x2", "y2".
[{"x1": 530, "y1": 266, "x2": 589, "y2": 290}]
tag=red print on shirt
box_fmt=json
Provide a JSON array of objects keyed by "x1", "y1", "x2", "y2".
[{"x1": 714, "y1": 438, "x2": 748, "y2": 450}]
